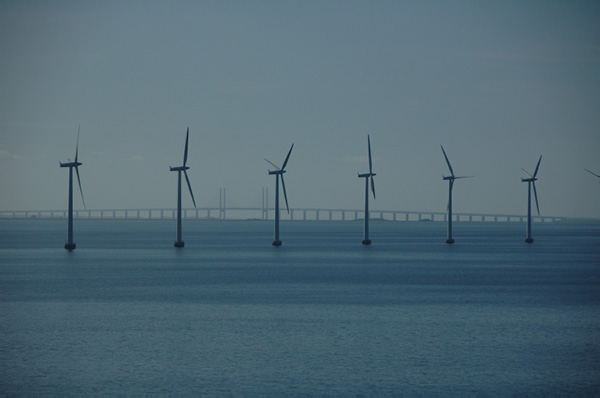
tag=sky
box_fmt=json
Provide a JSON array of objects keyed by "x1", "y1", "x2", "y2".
[{"x1": 1, "y1": 1, "x2": 599, "y2": 218}]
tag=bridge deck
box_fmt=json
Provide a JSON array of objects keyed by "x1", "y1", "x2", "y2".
[{"x1": 0, "y1": 207, "x2": 594, "y2": 223}]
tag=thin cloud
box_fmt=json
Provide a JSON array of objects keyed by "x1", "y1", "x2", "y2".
[{"x1": 0, "y1": 150, "x2": 20, "y2": 159}]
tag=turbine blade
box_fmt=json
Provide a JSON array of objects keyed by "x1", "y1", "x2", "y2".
[
  {"x1": 521, "y1": 168, "x2": 533, "y2": 178},
  {"x1": 533, "y1": 181, "x2": 540, "y2": 216},
  {"x1": 371, "y1": 176, "x2": 376, "y2": 199},
  {"x1": 184, "y1": 170, "x2": 197, "y2": 208},
  {"x1": 75, "y1": 124, "x2": 80, "y2": 162},
  {"x1": 281, "y1": 143, "x2": 294, "y2": 171},
  {"x1": 454, "y1": 176, "x2": 474, "y2": 179},
  {"x1": 264, "y1": 158, "x2": 280, "y2": 170},
  {"x1": 368, "y1": 135, "x2": 373, "y2": 174},
  {"x1": 533, "y1": 155, "x2": 542, "y2": 178},
  {"x1": 280, "y1": 174, "x2": 290, "y2": 213},
  {"x1": 75, "y1": 166, "x2": 86, "y2": 209},
  {"x1": 440, "y1": 145, "x2": 454, "y2": 177},
  {"x1": 183, "y1": 127, "x2": 189, "y2": 167},
  {"x1": 584, "y1": 168, "x2": 600, "y2": 178}
]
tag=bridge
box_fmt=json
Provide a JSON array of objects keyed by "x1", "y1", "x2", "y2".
[{"x1": 0, "y1": 206, "x2": 596, "y2": 224}]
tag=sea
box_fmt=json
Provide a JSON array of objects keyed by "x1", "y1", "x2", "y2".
[{"x1": 1, "y1": 219, "x2": 599, "y2": 395}]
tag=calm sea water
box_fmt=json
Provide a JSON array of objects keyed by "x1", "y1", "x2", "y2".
[{"x1": 1, "y1": 219, "x2": 599, "y2": 395}]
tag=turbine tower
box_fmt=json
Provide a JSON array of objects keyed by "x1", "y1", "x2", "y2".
[
  {"x1": 59, "y1": 125, "x2": 86, "y2": 251},
  {"x1": 440, "y1": 145, "x2": 473, "y2": 244},
  {"x1": 170, "y1": 128, "x2": 197, "y2": 248},
  {"x1": 265, "y1": 144, "x2": 294, "y2": 246},
  {"x1": 358, "y1": 135, "x2": 376, "y2": 245},
  {"x1": 521, "y1": 155, "x2": 542, "y2": 243}
]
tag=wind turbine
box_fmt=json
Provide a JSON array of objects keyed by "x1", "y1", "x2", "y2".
[
  {"x1": 440, "y1": 145, "x2": 473, "y2": 244},
  {"x1": 521, "y1": 155, "x2": 542, "y2": 243},
  {"x1": 170, "y1": 128, "x2": 197, "y2": 248},
  {"x1": 59, "y1": 125, "x2": 86, "y2": 251},
  {"x1": 358, "y1": 135, "x2": 376, "y2": 245},
  {"x1": 265, "y1": 143, "x2": 294, "y2": 246},
  {"x1": 585, "y1": 168, "x2": 600, "y2": 182}
]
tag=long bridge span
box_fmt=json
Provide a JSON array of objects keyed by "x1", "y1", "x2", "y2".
[{"x1": 0, "y1": 207, "x2": 596, "y2": 224}]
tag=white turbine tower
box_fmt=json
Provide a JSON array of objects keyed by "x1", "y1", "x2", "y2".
[
  {"x1": 265, "y1": 143, "x2": 294, "y2": 246},
  {"x1": 440, "y1": 145, "x2": 473, "y2": 244},
  {"x1": 521, "y1": 155, "x2": 542, "y2": 243},
  {"x1": 59, "y1": 125, "x2": 86, "y2": 251},
  {"x1": 358, "y1": 135, "x2": 376, "y2": 245},
  {"x1": 170, "y1": 128, "x2": 197, "y2": 248}
]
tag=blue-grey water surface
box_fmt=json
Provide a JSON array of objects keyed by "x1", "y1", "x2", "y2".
[{"x1": 1, "y1": 219, "x2": 599, "y2": 394}]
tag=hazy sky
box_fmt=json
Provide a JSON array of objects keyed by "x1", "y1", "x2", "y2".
[{"x1": 1, "y1": 1, "x2": 599, "y2": 218}]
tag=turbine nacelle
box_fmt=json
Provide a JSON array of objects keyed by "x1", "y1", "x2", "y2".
[
  {"x1": 358, "y1": 172, "x2": 375, "y2": 178},
  {"x1": 445, "y1": 175, "x2": 473, "y2": 181},
  {"x1": 60, "y1": 161, "x2": 82, "y2": 168},
  {"x1": 170, "y1": 165, "x2": 190, "y2": 172},
  {"x1": 268, "y1": 169, "x2": 286, "y2": 175}
]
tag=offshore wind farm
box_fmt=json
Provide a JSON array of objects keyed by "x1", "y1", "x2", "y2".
[{"x1": 38, "y1": 126, "x2": 598, "y2": 249}]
